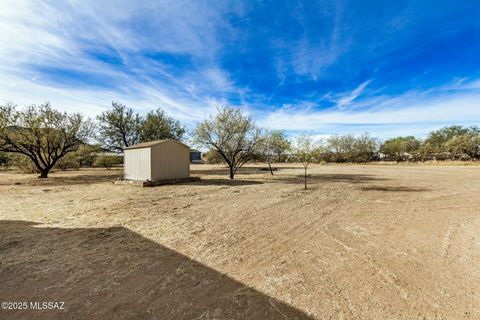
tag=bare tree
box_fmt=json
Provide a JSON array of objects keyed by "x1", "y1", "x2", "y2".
[
  {"x1": 0, "y1": 102, "x2": 93, "y2": 178},
  {"x1": 352, "y1": 133, "x2": 379, "y2": 162},
  {"x1": 257, "y1": 130, "x2": 291, "y2": 175},
  {"x1": 194, "y1": 106, "x2": 260, "y2": 179},
  {"x1": 326, "y1": 134, "x2": 356, "y2": 162},
  {"x1": 292, "y1": 134, "x2": 317, "y2": 189}
]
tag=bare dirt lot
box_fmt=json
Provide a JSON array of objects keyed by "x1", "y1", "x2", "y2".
[{"x1": 1, "y1": 164, "x2": 479, "y2": 319}]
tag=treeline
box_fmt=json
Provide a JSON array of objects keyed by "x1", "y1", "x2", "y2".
[
  {"x1": 204, "y1": 126, "x2": 480, "y2": 165},
  {"x1": 314, "y1": 125, "x2": 480, "y2": 163},
  {"x1": 1, "y1": 102, "x2": 479, "y2": 181},
  {"x1": 0, "y1": 144, "x2": 113, "y2": 172},
  {"x1": 0, "y1": 101, "x2": 186, "y2": 178},
  {"x1": 380, "y1": 126, "x2": 480, "y2": 161},
  {"x1": 192, "y1": 107, "x2": 479, "y2": 188}
]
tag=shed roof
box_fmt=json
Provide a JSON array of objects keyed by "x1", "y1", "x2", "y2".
[{"x1": 124, "y1": 139, "x2": 189, "y2": 150}]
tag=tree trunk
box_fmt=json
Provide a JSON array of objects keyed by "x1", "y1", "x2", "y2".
[
  {"x1": 268, "y1": 162, "x2": 274, "y2": 175},
  {"x1": 229, "y1": 166, "x2": 235, "y2": 179},
  {"x1": 304, "y1": 166, "x2": 307, "y2": 190},
  {"x1": 38, "y1": 169, "x2": 49, "y2": 179}
]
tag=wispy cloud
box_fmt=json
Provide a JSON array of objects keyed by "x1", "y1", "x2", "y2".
[
  {"x1": 0, "y1": 0, "x2": 479, "y2": 139},
  {"x1": 258, "y1": 79, "x2": 480, "y2": 138},
  {"x1": 289, "y1": 1, "x2": 346, "y2": 80},
  {"x1": 0, "y1": 0, "x2": 243, "y2": 124},
  {"x1": 336, "y1": 80, "x2": 372, "y2": 109}
]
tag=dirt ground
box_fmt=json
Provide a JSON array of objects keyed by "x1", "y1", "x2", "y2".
[{"x1": 0, "y1": 163, "x2": 479, "y2": 319}]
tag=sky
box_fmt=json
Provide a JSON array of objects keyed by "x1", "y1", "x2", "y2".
[{"x1": 1, "y1": 0, "x2": 480, "y2": 140}]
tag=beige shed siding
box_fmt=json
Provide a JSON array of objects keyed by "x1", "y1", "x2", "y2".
[
  {"x1": 124, "y1": 148, "x2": 151, "y2": 181},
  {"x1": 150, "y1": 141, "x2": 190, "y2": 180}
]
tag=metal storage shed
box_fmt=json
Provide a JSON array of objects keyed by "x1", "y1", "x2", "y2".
[{"x1": 124, "y1": 139, "x2": 190, "y2": 181}]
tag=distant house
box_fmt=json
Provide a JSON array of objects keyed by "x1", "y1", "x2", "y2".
[
  {"x1": 123, "y1": 139, "x2": 190, "y2": 181},
  {"x1": 189, "y1": 148, "x2": 202, "y2": 163}
]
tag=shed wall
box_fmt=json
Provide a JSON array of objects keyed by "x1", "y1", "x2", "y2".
[
  {"x1": 124, "y1": 148, "x2": 151, "y2": 181},
  {"x1": 151, "y1": 142, "x2": 190, "y2": 180}
]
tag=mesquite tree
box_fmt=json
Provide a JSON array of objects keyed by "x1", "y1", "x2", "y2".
[
  {"x1": 96, "y1": 102, "x2": 142, "y2": 152},
  {"x1": 0, "y1": 102, "x2": 93, "y2": 178},
  {"x1": 194, "y1": 106, "x2": 260, "y2": 179},
  {"x1": 379, "y1": 136, "x2": 421, "y2": 162},
  {"x1": 257, "y1": 130, "x2": 291, "y2": 174},
  {"x1": 97, "y1": 102, "x2": 185, "y2": 152},
  {"x1": 141, "y1": 108, "x2": 185, "y2": 142},
  {"x1": 293, "y1": 134, "x2": 317, "y2": 190}
]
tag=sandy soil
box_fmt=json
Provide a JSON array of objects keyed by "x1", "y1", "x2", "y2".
[{"x1": 0, "y1": 164, "x2": 479, "y2": 319}]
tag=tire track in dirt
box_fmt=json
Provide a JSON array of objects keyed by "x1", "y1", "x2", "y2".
[
  {"x1": 441, "y1": 223, "x2": 457, "y2": 257},
  {"x1": 235, "y1": 183, "x2": 360, "y2": 262},
  {"x1": 3, "y1": 165, "x2": 480, "y2": 319},
  {"x1": 230, "y1": 185, "x2": 366, "y2": 318},
  {"x1": 319, "y1": 230, "x2": 411, "y2": 301}
]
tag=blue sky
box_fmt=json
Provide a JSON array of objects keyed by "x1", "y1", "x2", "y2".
[{"x1": 1, "y1": 0, "x2": 480, "y2": 139}]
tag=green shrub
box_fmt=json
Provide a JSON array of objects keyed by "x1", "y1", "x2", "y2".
[{"x1": 94, "y1": 155, "x2": 122, "y2": 170}]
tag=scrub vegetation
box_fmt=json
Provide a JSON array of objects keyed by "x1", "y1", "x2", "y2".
[{"x1": 1, "y1": 102, "x2": 479, "y2": 185}]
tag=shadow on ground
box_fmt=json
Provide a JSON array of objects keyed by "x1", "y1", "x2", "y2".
[
  {"x1": 360, "y1": 185, "x2": 431, "y2": 192},
  {"x1": 272, "y1": 173, "x2": 388, "y2": 185},
  {"x1": 192, "y1": 178, "x2": 264, "y2": 186},
  {"x1": 0, "y1": 220, "x2": 312, "y2": 320},
  {"x1": 42, "y1": 173, "x2": 121, "y2": 186},
  {"x1": 190, "y1": 166, "x2": 300, "y2": 176},
  {"x1": 0, "y1": 171, "x2": 122, "y2": 187}
]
